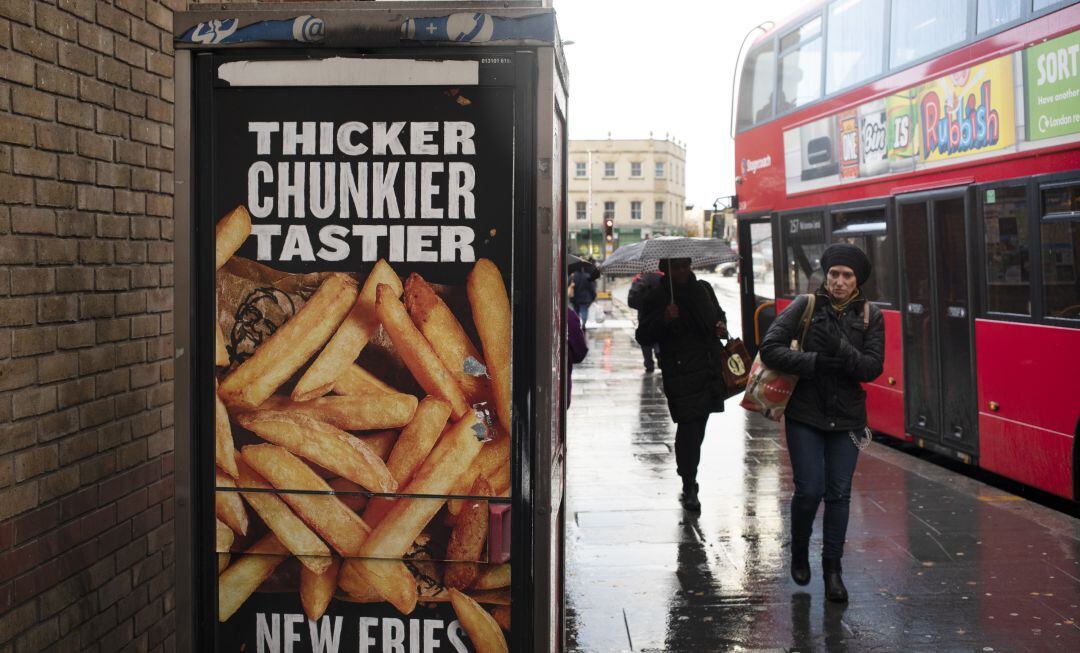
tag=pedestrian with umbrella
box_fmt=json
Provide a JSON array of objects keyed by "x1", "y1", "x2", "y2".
[
  {"x1": 568, "y1": 255, "x2": 598, "y2": 328},
  {"x1": 623, "y1": 238, "x2": 735, "y2": 512}
]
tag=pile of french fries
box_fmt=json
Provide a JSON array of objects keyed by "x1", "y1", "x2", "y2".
[{"x1": 213, "y1": 206, "x2": 512, "y2": 652}]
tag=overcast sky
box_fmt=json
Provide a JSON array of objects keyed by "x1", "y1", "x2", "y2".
[{"x1": 554, "y1": 0, "x2": 811, "y2": 209}]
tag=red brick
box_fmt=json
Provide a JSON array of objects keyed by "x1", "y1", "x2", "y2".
[
  {"x1": 59, "y1": 485, "x2": 96, "y2": 521},
  {"x1": 13, "y1": 502, "x2": 59, "y2": 543}
]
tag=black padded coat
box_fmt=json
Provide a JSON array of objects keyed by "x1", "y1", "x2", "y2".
[
  {"x1": 636, "y1": 276, "x2": 727, "y2": 423},
  {"x1": 759, "y1": 290, "x2": 885, "y2": 431}
]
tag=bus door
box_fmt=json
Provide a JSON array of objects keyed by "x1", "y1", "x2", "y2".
[
  {"x1": 737, "y1": 215, "x2": 776, "y2": 353},
  {"x1": 896, "y1": 190, "x2": 978, "y2": 454}
]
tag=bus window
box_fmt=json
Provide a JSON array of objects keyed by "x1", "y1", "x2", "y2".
[
  {"x1": 779, "y1": 17, "x2": 823, "y2": 112},
  {"x1": 982, "y1": 186, "x2": 1031, "y2": 315},
  {"x1": 750, "y1": 221, "x2": 775, "y2": 300},
  {"x1": 1040, "y1": 183, "x2": 1080, "y2": 321},
  {"x1": 826, "y1": 0, "x2": 885, "y2": 94},
  {"x1": 736, "y1": 41, "x2": 776, "y2": 131},
  {"x1": 781, "y1": 213, "x2": 826, "y2": 296},
  {"x1": 830, "y1": 208, "x2": 894, "y2": 305},
  {"x1": 890, "y1": 0, "x2": 969, "y2": 68},
  {"x1": 977, "y1": 0, "x2": 1023, "y2": 33}
]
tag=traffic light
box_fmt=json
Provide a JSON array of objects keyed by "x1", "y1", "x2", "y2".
[{"x1": 603, "y1": 217, "x2": 614, "y2": 243}]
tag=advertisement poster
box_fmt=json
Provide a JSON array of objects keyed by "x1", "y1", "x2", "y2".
[
  {"x1": 914, "y1": 54, "x2": 1015, "y2": 163},
  {"x1": 858, "y1": 100, "x2": 889, "y2": 177},
  {"x1": 1025, "y1": 30, "x2": 1080, "y2": 141},
  {"x1": 884, "y1": 92, "x2": 917, "y2": 172},
  {"x1": 208, "y1": 64, "x2": 513, "y2": 652},
  {"x1": 837, "y1": 108, "x2": 860, "y2": 179}
]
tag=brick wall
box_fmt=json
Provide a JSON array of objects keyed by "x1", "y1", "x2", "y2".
[{"x1": 0, "y1": 1, "x2": 181, "y2": 652}]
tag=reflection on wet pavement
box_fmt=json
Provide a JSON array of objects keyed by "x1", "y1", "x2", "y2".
[{"x1": 565, "y1": 282, "x2": 1080, "y2": 652}]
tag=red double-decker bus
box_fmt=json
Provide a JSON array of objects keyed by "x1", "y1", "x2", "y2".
[{"x1": 733, "y1": 0, "x2": 1080, "y2": 500}]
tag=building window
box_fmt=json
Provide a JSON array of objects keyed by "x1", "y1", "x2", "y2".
[
  {"x1": 781, "y1": 212, "x2": 826, "y2": 296},
  {"x1": 826, "y1": 0, "x2": 885, "y2": 94},
  {"x1": 630, "y1": 161, "x2": 642, "y2": 177},
  {"x1": 890, "y1": 0, "x2": 968, "y2": 68},
  {"x1": 575, "y1": 162, "x2": 587, "y2": 177},
  {"x1": 655, "y1": 162, "x2": 665, "y2": 178},
  {"x1": 779, "y1": 15, "x2": 823, "y2": 112},
  {"x1": 1040, "y1": 183, "x2": 1080, "y2": 320},
  {"x1": 831, "y1": 208, "x2": 893, "y2": 305},
  {"x1": 655, "y1": 201, "x2": 664, "y2": 221},
  {"x1": 575, "y1": 201, "x2": 587, "y2": 221},
  {"x1": 631, "y1": 201, "x2": 642, "y2": 220},
  {"x1": 982, "y1": 186, "x2": 1030, "y2": 315},
  {"x1": 603, "y1": 201, "x2": 615, "y2": 221},
  {"x1": 604, "y1": 162, "x2": 615, "y2": 177}
]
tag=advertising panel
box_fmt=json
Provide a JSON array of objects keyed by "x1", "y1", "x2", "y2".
[
  {"x1": 1025, "y1": 29, "x2": 1080, "y2": 141},
  {"x1": 208, "y1": 57, "x2": 513, "y2": 652},
  {"x1": 914, "y1": 54, "x2": 1015, "y2": 163},
  {"x1": 837, "y1": 108, "x2": 860, "y2": 179},
  {"x1": 858, "y1": 100, "x2": 889, "y2": 177}
]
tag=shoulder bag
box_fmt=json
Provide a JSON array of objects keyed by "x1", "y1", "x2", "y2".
[{"x1": 739, "y1": 294, "x2": 817, "y2": 421}]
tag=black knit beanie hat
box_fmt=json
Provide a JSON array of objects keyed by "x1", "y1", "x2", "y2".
[{"x1": 820, "y1": 243, "x2": 871, "y2": 286}]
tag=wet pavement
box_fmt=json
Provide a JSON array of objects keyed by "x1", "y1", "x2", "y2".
[{"x1": 564, "y1": 277, "x2": 1080, "y2": 652}]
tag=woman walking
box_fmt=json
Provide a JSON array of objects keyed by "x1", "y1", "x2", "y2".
[
  {"x1": 636, "y1": 258, "x2": 728, "y2": 512},
  {"x1": 759, "y1": 243, "x2": 884, "y2": 602}
]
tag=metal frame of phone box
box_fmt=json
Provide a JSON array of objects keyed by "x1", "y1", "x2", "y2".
[{"x1": 173, "y1": 4, "x2": 569, "y2": 651}]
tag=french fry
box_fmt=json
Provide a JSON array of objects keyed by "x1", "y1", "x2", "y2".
[
  {"x1": 467, "y1": 259, "x2": 511, "y2": 433},
  {"x1": 241, "y1": 444, "x2": 371, "y2": 556},
  {"x1": 215, "y1": 385, "x2": 238, "y2": 479},
  {"x1": 448, "y1": 433, "x2": 508, "y2": 515},
  {"x1": 257, "y1": 394, "x2": 417, "y2": 431},
  {"x1": 300, "y1": 558, "x2": 341, "y2": 622},
  {"x1": 237, "y1": 410, "x2": 397, "y2": 494},
  {"x1": 444, "y1": 477, "x2": 492, "y2": 589},
  {"x1": 337, "y1": 561, "x2": 384, "y2": 602},
  {"x1": 356, "y1": 430, "x2": 399, "y2": 461},
  {"x1": 363, "y1": 397, "x2": 452, "y2": 527},
  {"x1": 216, "y1": 518, "x2": 233, "y2": 573},
  {"x1": 358, "y1": 412, "x2": 484, "y2": 557},
  {"x1": 449, "y1": 588, "x2": 509, "y2": 653},
  {"x1": 215, "y1": 470, "x2": 247, "y2": 536},
  {"x1": 344, "y1": 557, "x2": 420, "y2": 614},
  {"x1": 333, "y1": 363, "x2": 397, "y2": 396},
  {"x1": 218, "y1": 533, "x2": 288, "y2": 622},
  {"x1": 219, "y1": 273, "x2": 358, "y2": 409},
  {"x1": 472, "y1": 563, "x2": 511, "y2": 591},
  {"x1": 215, "y1": 205, "x2": 252, "y2": 271},
  {"x1": 234, "y1": 457, "x2": 332, "y2": 573},
  {"x1": 404, "y1": 273, "x2": 488, "y2": 402},
  {"x1": 490, "y1": 605, "x2": 510, "y2": 632},
  {"x1": 327, "y1": 477, "x2": 368, "y2": 512},
  {"x1": 293, "y1": 260, "x2": 402, "y2": 401},
  {"x1": 354, "y1": 412, "x2": 485, "y2": 612},
  {"x1": 490, "y1": 460, "x2": 510, "y2": 496},
  {"x1": 376, "y1": 283, "x2": 470, "y2": 418},
  {"x1": 215, "y1": 321, "x2": 229, "y2": 367}
]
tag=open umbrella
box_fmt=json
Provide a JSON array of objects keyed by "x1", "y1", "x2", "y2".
[
  {"x1": 567, "y1": 254, "x2": 599, "y2": 279},
  {"x1": 598, "y1": 237, "x2": 736, "y2": 276}
]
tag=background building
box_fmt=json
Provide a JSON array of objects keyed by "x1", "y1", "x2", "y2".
[{"x1": 567, "y1": 136, "x2": 686, "y2": 257}]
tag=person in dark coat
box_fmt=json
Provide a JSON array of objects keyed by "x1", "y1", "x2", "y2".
[
  {"x1": 570, "y1": 267, "x2": 597, "y2": 327},
  {"x1": 566, "y1": 306, "x2": 588, "y2": 406},
  {"x1": 758, "y1": 243, "x2": 885, "y2": 602},
  {"x1": 635, "y1": 258, "x2": 728, "y2": 511},
  {"x1": 627, "y1": 270, "x2": 663, "y2": 372}
]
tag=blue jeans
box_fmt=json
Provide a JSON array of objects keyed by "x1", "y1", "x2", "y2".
[
  {"x1": 785, "y1": 418, "x2": 860, "y2": 559},
  {"x1": 575, "y1": 303, "x2": 590, "y2": 326}
]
